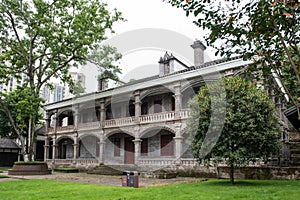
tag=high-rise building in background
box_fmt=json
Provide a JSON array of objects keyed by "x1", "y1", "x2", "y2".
[
  {"x1": 64, "y1": 72, "x2": 86, "y2": 99},
  {"x1": 0, "y1": 73, "x2": 28, "y2": 93},
  {"x1": 40, "y1": 83, "x2": 65, "y2": 104}
]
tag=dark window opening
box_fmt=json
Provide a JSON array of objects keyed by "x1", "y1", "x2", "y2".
[
  {"x1": 141, "y1": 102, "x2": 148, "y2": 115},
  {"x1": 141, "y1": 138, "x2": 148, "y2": 156},
  {"x1": 154, "y1": 100, "x2": 162, "y2": 113},
  {"x1": 114, "y1": 138, "x2": 121, "y2": 157},
  {"x1": 161, "y1": 134, "x2": 174, "y2": 156}
]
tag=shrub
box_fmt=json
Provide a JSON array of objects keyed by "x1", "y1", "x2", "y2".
[{"x1": 14, "y1": 161, "x2": 47, "y2": 165}]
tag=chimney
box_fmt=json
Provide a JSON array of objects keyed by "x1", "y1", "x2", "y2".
[
  {"x1": 191, "y1": 40, "x2": 206, "y2": 67},
  {"x1": 158, "y1": 52, "x2": 175, "y2": 77}
]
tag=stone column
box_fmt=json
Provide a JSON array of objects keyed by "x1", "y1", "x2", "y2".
[
  {"x1": 45, "y1": 113, "x2": 50, "y2": 133},
  {"x1": 174, "y1": 82, "x2": 182, "y2": 118},
  {"x1": 133, "y1": 138, "x2": 142, "y2": 165},
  {"x1": 134, "y1": 91, "x2": 141, "y2": 122},
  {"x1": 73, "y1": 136, "x2": 79, "y2": 162},
  {"x1": 52, "y1": 138, "x2": 57, "y2": 162},
  {"x1": 99, "y1": 133, "x2": 106, "y2": 164},
  {"x1": 44, "y1": 139, "x2": 49, "y2": 161},
  {"x1": 73, "y1": 105, "x2": 79, "y2": 131},
  {"x1": 53, "y1": 111, "x2": 58, "y2": 134},
  {"x1": 174, "y1": 123, "x2": 183, "y2": 163},
  {"x1": 99, "y1": 99, "x2": 106, "y2": 127}
]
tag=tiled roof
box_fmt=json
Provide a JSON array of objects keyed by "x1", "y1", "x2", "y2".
[{"x1": 0, "y1": 138, "x2": 21, "y2": 149}]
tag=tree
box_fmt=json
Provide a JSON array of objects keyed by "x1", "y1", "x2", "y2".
[
  {"x1": 167, "y1": 0, "x2": 300, "y2": 118},
  {"x1": 0, "y1": 87, "x2": 42, "y2": 155},
  {"x1": 188, "y1": 77, "x2": 281, "y2": 184},
  {"x1": 0, "y1": 0, "x2": 123, "y2": 161}
]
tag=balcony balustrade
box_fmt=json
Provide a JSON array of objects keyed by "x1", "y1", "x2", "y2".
[
  {"x1": 49, "y1": 109, "x2": 190, "y2": 134},
  {"x1": 140, "y1": 111, "x2": 175, "y2": 123},
  {"x1": 78, "y1": 121, "x2": 101, "y2": 130}
]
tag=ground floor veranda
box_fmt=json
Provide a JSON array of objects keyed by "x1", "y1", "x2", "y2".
[{"x1": 44, "y1": 125, "x2": 197, "y2": 168}]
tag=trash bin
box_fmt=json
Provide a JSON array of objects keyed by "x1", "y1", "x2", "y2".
[
  {"x1": 121, "y1": 171, "x2": 130, "y2": 187},
  {"x1": 128, "y1": 171, "x2": 139, "y2": 188}
]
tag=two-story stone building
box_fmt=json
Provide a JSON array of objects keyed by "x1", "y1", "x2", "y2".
[{"x1": 43, "y1": 41, "x2": 260, "y2": 169}]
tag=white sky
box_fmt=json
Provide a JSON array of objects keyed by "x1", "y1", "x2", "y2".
[{"x1": 79, "y1": 0, "x2": 217, "y2": 92}]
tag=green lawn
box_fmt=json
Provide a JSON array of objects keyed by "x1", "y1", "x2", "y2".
[{"x1": 0, "y1": 179, "x2": 299, "y2": 200}]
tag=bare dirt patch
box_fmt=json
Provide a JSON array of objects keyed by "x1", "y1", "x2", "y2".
[{"x1": 0, "y1": 170, "x2": 205, "y2": 187}]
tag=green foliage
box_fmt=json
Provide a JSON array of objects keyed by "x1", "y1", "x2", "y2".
[
  {"x1": 14, "y1": 161, "x2": 47, "y2": 165},
  {"x1": 0, "y1": 87, "x2": 42, "y2": 138},
  {"x1": 0, "y1": 0, "x2": 123, "y2": 160},
  {"x1": 167, "y1": 0, "x2": 300, "y2": 110},
  {"x1": 188, "y1": 77, "x2": 281, "y2": 183}
]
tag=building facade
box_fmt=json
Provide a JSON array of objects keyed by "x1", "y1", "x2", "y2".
[{"x1": 43, "y1": 41, "x2": 278, "y2": 169}]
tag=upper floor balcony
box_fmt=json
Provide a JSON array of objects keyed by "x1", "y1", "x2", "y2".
[{"x1": 47, "y1": 109, "x2": 190, "y2": 134}]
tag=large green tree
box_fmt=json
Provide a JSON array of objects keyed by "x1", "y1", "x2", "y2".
[
  {"x1": 0, "y1": 0, "x2": 123, "y2": 161},
  {"x1": 167, "y1": 0, "x2": 300, "y2": 118},
  {"x1": 188, "y1": 77, "x2": 281, "y2": 184}
]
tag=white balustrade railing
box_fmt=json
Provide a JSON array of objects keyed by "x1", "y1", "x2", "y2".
[
  {"x1": 104, "y1": 116, "x2": 135, "y2": 127},
  {"x1": 76, "y1": 159, "x2": 99, "y2": 164},
  {"x1": 49, "y1": 110, "x2": 190, "y2": 133},
  {"x1": 179, "y1": 109, "x2": 190, "y2": 119},
  {"x1": 140, "y1": 111, "x2": 175, "y2": 123},
  {"x1": 46, "y1": 159, "x2": 99, "y2": 165},
  {"x1": 57, "y1": 125, "x2": 74, "y2": 132},
  {"x1": 139, "y1": 158, "x2": 177, "y2": 166},
  {"x1": 180, "y1": 158, "x2": 198, "y2": 166},
  {"x1": 78, "y1": 121, "x2": 101, "y2": 130}
]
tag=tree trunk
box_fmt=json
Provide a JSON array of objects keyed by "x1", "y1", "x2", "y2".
[{"x1": 230, "y1": 164, "x2": 235, "y2": 184}]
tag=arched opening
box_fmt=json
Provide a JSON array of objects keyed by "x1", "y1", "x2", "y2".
[
  {"x1": 58, "y1": 110, "x2": 74, "y2": 127},
  {"x1": 105, "y1": 132, "x2": 134, "y2": 164},
  {"x1": 79, "y1": 135, "x2": 100, "y2": 158},
  {"x1": 57, "y1": 138, "x2": 74, "y2": 159},
  {"x1": 141, "y1": 128, "x2": 175, "y2": 158},
  {"x1": 141, "y1": 87, "x2": 175, "y2": 115}
]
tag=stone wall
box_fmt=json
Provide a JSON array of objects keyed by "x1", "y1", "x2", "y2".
[{"x1": 162, "y1": 165, "x2": 300, "y2": 180}]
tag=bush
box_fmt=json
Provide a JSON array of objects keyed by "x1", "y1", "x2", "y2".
[{"x1": 14, "y1": 161, "x2": 47, "y2": 165}]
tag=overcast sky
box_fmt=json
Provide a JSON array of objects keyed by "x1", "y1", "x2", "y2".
[{"x1": 79, "y1": 0, "x2": 216, "y2": 92}]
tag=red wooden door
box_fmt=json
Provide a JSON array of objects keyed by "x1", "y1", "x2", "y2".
[{"x1": 124, "y1": 137, "x2": 135, "y2": 164}]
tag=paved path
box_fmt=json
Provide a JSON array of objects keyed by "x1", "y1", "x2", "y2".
[{"x1": 0, "y1": 171, "x2": 205, "y2": 187}]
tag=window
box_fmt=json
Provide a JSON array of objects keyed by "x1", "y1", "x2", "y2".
[
  {"x1": 141, "y1": 138, "x2": 148, "y2": 156},
  {"x1": 113, "y1": 138, "x2": 121, "y2": 156},
  {"x1": 154, "y1": 100, "x2": 162, "y2": 113}
]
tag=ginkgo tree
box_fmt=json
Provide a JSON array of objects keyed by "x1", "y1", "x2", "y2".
[
  {"x1": 167, "y1": 0, "x2": 300, "y2": 120},
  {"x1": 0, "y1": 0, "x2": 123, "y2": 161}
]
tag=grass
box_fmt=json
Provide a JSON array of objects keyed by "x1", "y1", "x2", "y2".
[{"x1": 0, "y1": 179, "x2": 299, "y2": 199}]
